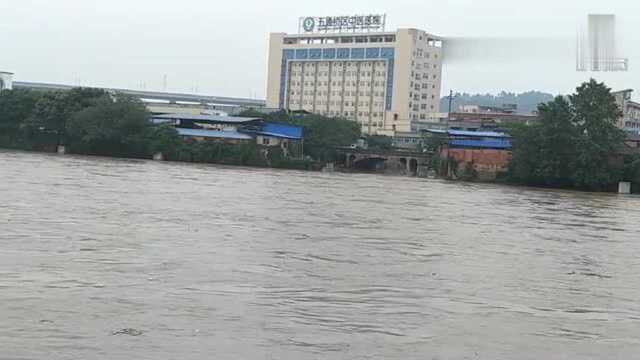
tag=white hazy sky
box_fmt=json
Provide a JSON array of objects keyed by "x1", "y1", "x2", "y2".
[{"x1": 1, "y1": 0, "x2": 639, "y2": 99}]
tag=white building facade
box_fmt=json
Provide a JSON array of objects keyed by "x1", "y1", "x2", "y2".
[
  {"x1": 613, "y1": 89, "x2": 640, "y2": 132},
  {"x1": 0, "y1": 71, "x2": 14, "y2": 91},
  {"x1": 266, "y1": 16, "x2": 443, "y2": 135}
]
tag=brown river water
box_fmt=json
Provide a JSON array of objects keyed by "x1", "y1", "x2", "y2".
[{"x1": 1, "y1": 150, "x2": 640, "y2": 359}]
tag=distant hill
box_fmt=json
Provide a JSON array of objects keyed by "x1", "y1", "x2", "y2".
[{"x1": 440, "y1": 91, "x2": 555, "y2": 114}]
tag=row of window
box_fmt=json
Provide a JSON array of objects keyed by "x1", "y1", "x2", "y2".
[
  {"x1": 290, "y1": 81, "x2": 386, "y2": 88},
  {"x1": 360, "y1": 122, "x2": 385, "y2": 128},
  {"x1": 290, "y1": 90, "x2": 386, "y2": 97},
  {"x1": 411, "y1": 113, "x2": 436, "y2": 120},
  {"x1": 411, "y1": 74, "x2": 439, "y2": 83},
  {"x1": 414, "y1": 50, "x2": 440, "y2": 59},
  {"x1": 409, "y1": 104, "x2": 436, "y2": 111},
  {"x1": 290, "y1": 99, "x2": 385, "y2": 108},
  {"x1": 291, "y1": 71, "x2": 387, "y2": 77},
  {"x1": 297, "y1": 108, "x2": 386, "y2": 120},
  {"x1": 292, "y1": 61, "x2": 387, "y2": 68},
  {"x1": 413, "y1": 73, "x2": 438, "y2": 81},
  {"x1": 412, "y1": 94, "x2": 437, "y2": 101}
]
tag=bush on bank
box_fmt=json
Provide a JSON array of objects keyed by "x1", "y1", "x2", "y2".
[
  {"x1": 239, "y1": 109, "x2": 361, "y2": 162},
  {"x1": 0, "y1": 88, "x2": 347, "y2": 170},
  {"x1": 507, "y1": 79, "x2": 636, "y2": 192}
]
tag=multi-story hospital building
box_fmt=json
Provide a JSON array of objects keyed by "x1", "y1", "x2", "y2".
[{"x1": 266, "y1": 16, "x2": 443, "y2": 135}]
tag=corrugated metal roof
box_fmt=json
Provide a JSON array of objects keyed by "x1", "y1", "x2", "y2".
[
  {"x1": 450, "y1": 139, "x2": 512, "y2": 149},
  {"x1": 175, "y1": 128, "x2": 253, "y2": 140},
  {"x1": 426, "y1": 129, "x2": 509, "y2": 138},
  {"x1": 256, "y1": 122, "x2": 303, "y2": 140},
  {"x1": 153, "y1": 113, "x2": 263, "y2": 123},
  {"x1": 448, "y1": 130, "x2": 508, "y2": 138}
]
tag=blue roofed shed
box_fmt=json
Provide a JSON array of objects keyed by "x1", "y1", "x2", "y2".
[
  {"x1": 175, "y1": 128, "x2": 253, "y2": 142},
  {"x1": 425, "y1": 129, "x2": 512, "y2": 149},
  {"x1": 256, "y1": 122, "x2": 303, "y2": 140}
]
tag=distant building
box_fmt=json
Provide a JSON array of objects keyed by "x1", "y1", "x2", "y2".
[
  {"x1": 0, "y1": 71, "x2": 14, "y2": 91},
  {"x1": 459, "y1": 104, "x2": 517, "y2": 114},
  {"x1": 447, "y1": 111, "x2": 538, "y2": 131},
  {"x1": 266, "y1": 15, "x2": 443, "y2": 135},
  {"x1": 613, "y1": 89, "x2": 640, "y2": 132}
]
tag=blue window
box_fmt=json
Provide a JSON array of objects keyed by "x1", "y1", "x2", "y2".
[
  {"x1": 381, "y1": 47, "x2": 395, "y2": 59},
  {"x1": 337, "y1": 48, "x2": 350, "y2": 59},
  {"x1": 283, "y1": 49, "x2": 295, "y2": 60},
  {"x1": 351, "y1": 48, "x2": 365, "y2": 59},
  {"x1": 295, "y1": 49, "x2": 309, "y2": 60},
  {"x1": 309, "y1": 49, "x2": 322, "y2": 59},
  {"x1": 366, "y1": 48, "x2": 381, "y2": 59},
  {"x1": 322, "y1": 48, "x2": 336, "y2": 59}
]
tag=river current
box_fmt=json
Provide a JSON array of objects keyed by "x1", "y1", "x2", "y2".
[{"x1": 2, "y1": 150, "x2": 640, "y2": 359}]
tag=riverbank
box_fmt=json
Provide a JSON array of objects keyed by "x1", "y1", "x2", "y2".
[{"x1": 0, "y1": 88, "x2": 362, "y2": 173}]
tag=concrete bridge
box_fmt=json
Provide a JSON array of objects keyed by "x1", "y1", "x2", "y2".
[
  {"x1": 13, "y1": 81, "x2": 266, "y2": 108},
  {"x1": 338, "y1": 148, "x2": 434, "y2": 176}
]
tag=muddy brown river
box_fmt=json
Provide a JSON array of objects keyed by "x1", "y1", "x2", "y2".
[{"x1": 1, "y1": 150, "x2": 640, "y2": 359}]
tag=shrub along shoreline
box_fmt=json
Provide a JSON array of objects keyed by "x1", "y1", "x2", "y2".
[
  {"x1": 1, "y1": 81, "x2": 638, "y2": 192},
  {"x1": 0, "y1": 88, "x2": 361, "y2": 170},
  {"x1": 506, "y1": 79, "x2": 640, "y2": 192}
]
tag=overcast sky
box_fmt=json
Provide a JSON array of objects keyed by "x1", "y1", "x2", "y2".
[{"x1": 2, "y1": 0, "x2": 638, "y2": 99}]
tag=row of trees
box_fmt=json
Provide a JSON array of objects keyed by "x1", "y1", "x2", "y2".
[
  {"x1": 0, "y1": 87, "x2": 173, "y2": 157},
  {"x1": 508, "y1": 79, "x2": 638, "y2": 191},
  {"x1": 441, "y1": 90, "x2": 554, "y2": 114},
  {"x1": 0, "y1": 88, "x2": 363, "y2": 168}
]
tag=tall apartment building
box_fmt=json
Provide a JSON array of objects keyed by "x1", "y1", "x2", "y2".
[{"x1": 266, "y1": 18, "x2": 443, "y2": 135}]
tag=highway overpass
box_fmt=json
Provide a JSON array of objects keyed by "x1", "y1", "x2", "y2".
[{"x1": 13, "y1": 81, "x2": 266, "y2": 108}]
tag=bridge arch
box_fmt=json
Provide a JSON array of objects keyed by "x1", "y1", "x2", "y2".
[{"x1": 409, "y1": 158, "x2": 418, "y2": 175}]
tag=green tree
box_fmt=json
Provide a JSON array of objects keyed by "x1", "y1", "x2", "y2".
[
  {"x1": 147, "y1": 124, "x2": 181, "y2": 158},
  {"x1": 421, "y1": 131, "x2": 448, "y2": 152},
  {"x1": 366, "y1": 135, "x2": 393, "y2": 151},
  {"x1": 569, "y1": 79, "x2": 625, "y2": 189},
  {"x1": 65, "y1": 94, "x2": 152, "y2": 157},
  {"x1": 508, "y1": 79, "x2": 625, "y2": 190},
  {"x1": 0, "y1": 89, "x2": 42, "y2": 148},
  {"x1": 24, "y1": 88, "x2": 107, "y2": 145},
  {"x1": 239, "y1": 110, "x2": 361, "y2": 161}
]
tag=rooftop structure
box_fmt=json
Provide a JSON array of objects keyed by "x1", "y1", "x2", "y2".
[
  {"x1": 152, "y1": 113, "x2": 303, "y2": 148},
  {"x1": 175, "y1": 128, "x2": 253, "y2": 140},
  {"x1": 459, "y1": 104, "x2": 518, "y2": 114},
  {"x1": 426, "y1": 129, "x2": 512, "y2": 150}
]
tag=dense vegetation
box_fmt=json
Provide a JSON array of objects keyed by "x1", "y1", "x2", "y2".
[
  {"x1": 441, "y1": 90, "x2": 554, "y2": 114},
  {"x1": 507, "y1": 79, "x2": 638, "y2": 191},
  {"x1": 239, "y1": 109, "x2": 361, "y2": 161},
  {"x1": 0, "y1": 88, "x2": 168, "y2": 157},
  {"x1": 0, "y1": 88, "x2": 361, "y2": 170}
]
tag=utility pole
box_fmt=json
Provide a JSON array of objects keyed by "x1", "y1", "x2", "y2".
[
  {"x1": 447, "y1": 90, "x2": 454, "y2": 130},
  {"x1": 447, "y1": 90, "x2": 454, "y2": 119}
]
